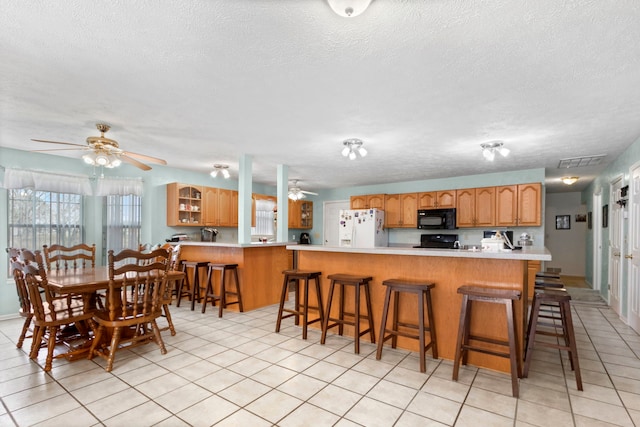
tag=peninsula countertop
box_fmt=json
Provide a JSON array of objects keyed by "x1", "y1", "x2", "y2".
[
  {"x1": 287, "y1": 244, "x2": 551, "y2": 261},
  {"x1": 177, "y1": 241, "x2": 292, "y2": 248}
]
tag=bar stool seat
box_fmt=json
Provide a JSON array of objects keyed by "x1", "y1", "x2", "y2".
[
  {"x1": 523, "y1": 287, "x2": 582, "y2": 390},
  {"x1": 176, "y1": 261, "x2": 208, "y2": 311},
  {"x1": 202, "y1": 263, "x2": 243, "y2": 317},
  {"x1": 276, "y1": 270, "x2": 324, "y2": 340},
  {"x1": 534, "y1": 277, "x2": 564, "y2": 288},
  {"x1": 453, "y1": 285, "x2": 522, "y2": 397},
  {"x1": 321, "y1": 274, "x2": 375, "y2": 354},
  {"x1": 376, "y1": 279, "x2": 438, "y2": 372}
]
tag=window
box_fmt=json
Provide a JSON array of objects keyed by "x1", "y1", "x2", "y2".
[
  {"x1": 253, "y1": 198, "x2": 276, "y2": 237},
  {"x1": 104, "y1": 194, "x2": 142, "y2": 255},
  {"x1": 8, "y1": 188, "x2": 84, "y2": 251}
]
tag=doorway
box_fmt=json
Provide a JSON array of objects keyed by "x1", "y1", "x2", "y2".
[
  {"x1": 592, "y1": 192, "x2": 602, "y2": 292},
  {"x1": 628, "y1": 162, "x2": 640, "y2": 331},
  {"x1": 323, "y1": 200, "x2": 350, "y2": 246},
  {"x1": 609, "y1": 175, "x2": 624, "y2": 316}
]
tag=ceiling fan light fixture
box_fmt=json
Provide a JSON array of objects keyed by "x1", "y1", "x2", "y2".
[
  {"x1": 95, "y1": 153, "x2": 109, "y2": 166},
  {"x1": 211, "y1": 164, "x2": 230, "y2": 179},
  {"x1": 561, "y1": 176, "x2": 579, "y2": 185},
  {"x1": 327, "y1": 0, "x2": 372, "y2": 17},
  {"x1": 480, "y1": 141, "x2": 508, "y2": 161},
  {"x1": 342, "y1": 138, "x2": 367, "y2": 160},
  {"x1": 82, "y1": 153, "x2": 96, "y2": 165}
]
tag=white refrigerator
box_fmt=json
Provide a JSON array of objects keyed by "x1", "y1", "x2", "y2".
[{"x1": 338, "y1": 209, "x2": 388, "y2": 248}]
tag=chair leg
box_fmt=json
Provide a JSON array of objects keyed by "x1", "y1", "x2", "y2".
[
  {"x1": 17, "y1": 316, "x2": 32, "y2": 349},
  {"x1": 163, "y1": 304, "x2": 176, "y2": 336},
  {"x1": 43, "y1": 326, "x2": 57, "y2": 372},
  {"x1": 105, "y1": 326, "x2": 123, "y2": 372},
  {"x1": 30, "y1": 325, "x2": 44, "y2": 359},
  {"x1": 151, "y1": 320, "x2": 168, "y2": 355}
]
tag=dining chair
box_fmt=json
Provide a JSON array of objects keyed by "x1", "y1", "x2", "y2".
[
  {"x1": 21, "y1": 250, "x2": 95, "y2": 372},
  {"x1": 89, "y1": 248, "x2": 171, "y2": 372},
  {"x1": 158, "y1": 244, "x2": 182, "y2": 336},
  {"x1": 42, "y1": 243, "x2": 96, "y2": 270},
  {"x1": 7, "y1": 248, "x2": 33, "y2": 349}
]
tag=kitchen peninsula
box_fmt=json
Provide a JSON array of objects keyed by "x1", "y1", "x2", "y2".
[
  {"x1": 178, "y1": 242, "x2": 291, "y2": 311},
  {"x1": 288, "y1": 244, "x2": 551, "y2": 373}
]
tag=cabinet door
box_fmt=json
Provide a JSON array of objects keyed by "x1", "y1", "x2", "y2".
[
  {"x1": 436, "y1": 190, "x2": 457, "y2": 209},
  {"x1": 384, "y1": 194, "x2": 402, "y2": 227},
  {"x1": 288, "y1": 199, "x2": 302, "y2": 228},
  {"x1": 367, "y1": 194, "x2": 386, "y2": 210},
  {"x1": 418, "y1": 192, "x2": 437, "y2": 209},
  {"x1": 518, "y1": 183, "x2": 542, "y2": 226},
  {"x1": 456, "y1": 188, "x2": 475, "y2": 227},
  {"x1": 350, "y1": 195, "x2": 367, "y2": 209},
  {"x1": 495, "y1": 185, "x2": 518, "y2": 227},
  {"x1": 400, "y1": 193, "x2": 418, "y2": 227},
  {"x1": 203, "y1": 186, "x2": 219, "y2": 226},
  {"x1": 475, "y1": 187, "x2": 496, "y2": 227},
  {"x1": 217, "y1": 189, "x2": 234, "y2": 227},
  {"x1": 300, "y1": 201, "x2": 313, "y2": 229},
  {"x1": 167, "y1": 183, "x2": 203, "y2": 226}
]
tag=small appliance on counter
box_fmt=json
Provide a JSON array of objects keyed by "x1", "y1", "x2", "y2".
[
  {"x1": 518, "y1": 232, "x2": 533, "y2": 246},
  {"x1": 299, "y1": 233, "x2": 311, "y2": 244},
  {"x1": 166, "y1": 233, "x2": 189, "y2": 243},
  {"x1": 201, "y1": 228, "x2": 218, "y2": 242}
]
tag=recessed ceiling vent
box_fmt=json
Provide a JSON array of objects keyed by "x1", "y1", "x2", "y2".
[{"x1": 558, "y1": 155, "x2": 606, "y2": 169}]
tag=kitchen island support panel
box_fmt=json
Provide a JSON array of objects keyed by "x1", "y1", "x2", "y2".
[{"x1": 296, "y1": 250, "x2": 529, "y2": 373}]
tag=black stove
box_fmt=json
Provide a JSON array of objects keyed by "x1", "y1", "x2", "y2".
[{"x1": 413, "y1": 233, "x2": 459, "y2": 249}]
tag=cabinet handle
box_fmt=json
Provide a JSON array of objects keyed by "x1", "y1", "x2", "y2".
[
  {"x1": 614, "y1": 252, "x2": 620, "y2": 257},
  {"x1": 625, "y1": 254, "x2": 634, "y2": 259}
]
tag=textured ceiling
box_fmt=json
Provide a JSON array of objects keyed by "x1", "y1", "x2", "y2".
[{"x1": 2, "y1": 0, "x2": 640, "y2": 194}]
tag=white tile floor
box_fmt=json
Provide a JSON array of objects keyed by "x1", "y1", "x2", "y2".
[{"x1": 0, "y1": 298, "x2": 639, "y2": 426}]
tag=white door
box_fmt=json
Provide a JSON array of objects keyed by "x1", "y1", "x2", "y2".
[
  {"x1": 628, "y1": 163, "x2": 640, "y2": 332},
  {"x1": 323, "y1": 200, "x2": 350, "y2": 246},
  {"x1": 609, "y1": 176, "x2": 624, "y2": 316},
  {"x1": 593, "y1": 192, "x2": 602, "y2": 292}
]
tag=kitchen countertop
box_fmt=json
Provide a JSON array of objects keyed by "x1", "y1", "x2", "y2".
[
  {"x1": 177, "y1": 241, "x2": 293, "y2": 248},
  {"x1": 287, "y1": 244, "x2": 551, "y2": 261}
]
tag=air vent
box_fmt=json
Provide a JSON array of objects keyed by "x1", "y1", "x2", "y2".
[{"x1": 558, "y1": 155, "x2": 606, "y2": 169}]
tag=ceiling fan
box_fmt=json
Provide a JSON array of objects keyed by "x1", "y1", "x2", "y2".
[
  {"x1": 288, "y1": 179, "x2": 318, "y2": 201},
  {"x1": 31, "y1": 123, "x2": 167, "y2": 171}
]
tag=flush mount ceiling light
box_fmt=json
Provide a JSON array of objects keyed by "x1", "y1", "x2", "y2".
[
  {"x1": 341, "y1": 138, "x2": 367, "y2": 160},
  {"x1": 480, "y1": 141, "x2": 510, "y2": 161},
  {"x1": 561, "y1": 176, "x2": 579, "y2": 185},
  {"x1": 210, "y1": 164, "x2": 230, "y2": 179},
  {"x1": 327, "y1": 0, "x2": 372, "y2": 17}
]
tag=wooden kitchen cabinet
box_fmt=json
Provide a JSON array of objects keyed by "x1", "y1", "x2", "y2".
[
  {"x1": 417, "y1": 190, "x2": 456, "y2": 209},
  {"x1": 496, "y1": 183, "x2": 542, "y2": 227},
  {"x1": 385, "y1": 193, "x2": 418, "y2": 228},
  {"x1": 456, "y1": 187, "x2": 495, "y2": 228},
  {"x1": 204, "y1": 187, "x2": 238, "y2": 227},
  {"x1": 350, "y1": 194, "x2": 385, "y2": 210},
  {"x1": 288, "y1": 200, "x2": 313, "y2": 229},
  {"x1": 166, "y1": 183, "x2": 203, "y2": 226}
]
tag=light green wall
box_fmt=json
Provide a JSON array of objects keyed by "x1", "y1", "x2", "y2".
[{"x1": 582, "y1": 135, "x2": 640, "y2": 312}]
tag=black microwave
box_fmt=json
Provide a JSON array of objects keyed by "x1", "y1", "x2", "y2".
[{"x1": 417, "y1": 208, "x2": 457, "y2": 229}]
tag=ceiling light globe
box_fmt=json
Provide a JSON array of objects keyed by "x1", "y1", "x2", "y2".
[
  {"x1": 95, "y1": 154, "x2": 109, "y2": 166},
  {"x1": 349, "y1": 150, "x2": 357, "y2": 160},
  {"x1": 482, "y1": 149, "x2": 495, "y2": 161},
  {"x1": 358, "y1": 146, "x2": 367, "y2": 157},
  {"x1": 210, "y1": 170, "x2": 218, "y2": 178},
  {"x1": 82, "y1": 154, "x2": 95, "y2": 165},
  {"x1": 222, "y1": 169, "x2": 230, "y2": 179},
  {"x1": 498, "y1": 147, "x2": 510, "y2": 157},
  {"x1": 328, "y1": 0, "x2": 372, "y2": 17},
  {"x1": 341, "y1": 146, "x2": 351, "y2": 157}
]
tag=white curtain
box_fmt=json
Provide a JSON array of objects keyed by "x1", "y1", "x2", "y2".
[
  {"x1": 96, "y1": 177, "x2": 143, "y2": 196},
  {"x1": 2, "y1": 168, "x2": 92, "y2": 195},
  {"x1": 255, "y1": 198, "x2": 276, "y2": 236}
]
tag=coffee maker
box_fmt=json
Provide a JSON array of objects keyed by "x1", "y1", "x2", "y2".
[
  {"x1": 299, "y1": 233, "x2": 311, "y2": 244},
  {"x1": 201, "y1": 228, "x2": 218, "y2": 242}
]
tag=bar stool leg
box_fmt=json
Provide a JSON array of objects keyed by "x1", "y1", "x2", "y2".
[
  {"x1": 338, "y1": 282, "x2": 345, "y2": 336},
  {"x1": 563, "y1": 302, "x2": 583, "y2": 390},
  {"x1": 364, "y1": 282, "x2": 375, "y2": 344},
  {"x1": 453, "y1": 294, "x2": 470, "y2": 381},
  {"x1": 523, "y1": 296, "x2": 541, "y2": 377},
  {"x1": 233, "y1": 267, "x2": 244, "y2": 312},
  {"x1": 505, "y1": 299, "x2": 520, "y2": 397},
  {"x1": 375, "y1": 285, "x2": 393, "y2": 361},
  {"x1": 218, "y1": 268, "x2": 226, "y2": 318},
  {"x1": 314, "y1": 275, "x2": 325, "y2": 334},
  {"x1": 302, "y1": 277, "x2": 310, "y2": 340},
  {"x1": 418, "y1": 289, "x2": 426, "y2": 373},
  {"x1": 276, "y1": 274, "x2": 291, "y2": 333},
  {"x1": 391, "y1": 290, "x2": 399, "y2": 348},
  {"x1": 321, "y1": 280, "x2": 337, "y2": 344},
  {"x1": 354, "y1": 281, "x2": 361, "y2": 354},
  {"x1": 425, "y1": 289, "x2": 438, "y2": 359}
]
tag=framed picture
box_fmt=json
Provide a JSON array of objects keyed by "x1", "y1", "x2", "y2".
[
  {"x1": 603, "y1": 205, "x2": 608, "y2": 228},
  {"x1": 575, "y1": 214, "x2": 587, "y2": 223},
  {"x1": 556, "y1": 215, "x2": 571, "y2": 230},
  {"x1": 587, "y1": 211, "x2": 592, "y2": 229}
]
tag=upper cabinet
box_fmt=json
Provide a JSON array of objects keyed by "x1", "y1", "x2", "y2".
[
  {"x1": 167, "y1": 183, "x2": 237, "y2": 227},
  {"x1": 350, "y1": 194, "x2": 385, "y2": 210},
  {"x1": 456, "y1": 187, "x2": 495, "y2": 228},
  {"x1": 385, "y1": 193, "x2": 417, "y2": 228},
  {"x1": 495, "y1": 183, "x2": 542, "y2": 227},
  {"x1": 288, "y1": 200, "x2": 313, "y2": 229},
  {"x1": 167, "y1": 183, "x2": 203, "y2": 226},
  {"x1": 417, "y1": 190, "x2": 456, "y2": 209}
]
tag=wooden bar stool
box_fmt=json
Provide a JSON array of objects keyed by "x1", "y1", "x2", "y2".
[
  {"x1": 321, "y1": 274, "x2": 375, "y2": 354},
  {"x1": 275, "y1": 270, "x2": 324, "y2": 340},
  {"x1": 523, "y1": 287, "x2": 582, "y2": 391},
  {"x1": 376, "y1": 279, "x2": 438, "y2": 372},
  {"x1": 536, "y1": 271, "x2": 561, "y2": 280},
  {"x1": 202, "y1": 263, "x2": 243, "y2": 317},
  {"x1": 176, "y1": 261, "x2": 208, "y2": 311},
  {"x1": 452, "y1": 285, "x2": 522, "y2": 397}
]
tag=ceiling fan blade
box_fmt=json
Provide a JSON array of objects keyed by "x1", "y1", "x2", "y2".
[
  {"x1": 31, "y1": 139, "x2": 86, "y2": 148},
  {"x1": 301, "y1": 190, "x2": 318, "y2": 195},
  {"x1": 31, "y1": 147, "x2": 89, "y2": 153},
  {"x1": 122, "y1": 151, "x2": 167, "y2": 165},
  {"x1": 120, "y1": 154, "x2": 152, "y2": 171}
]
